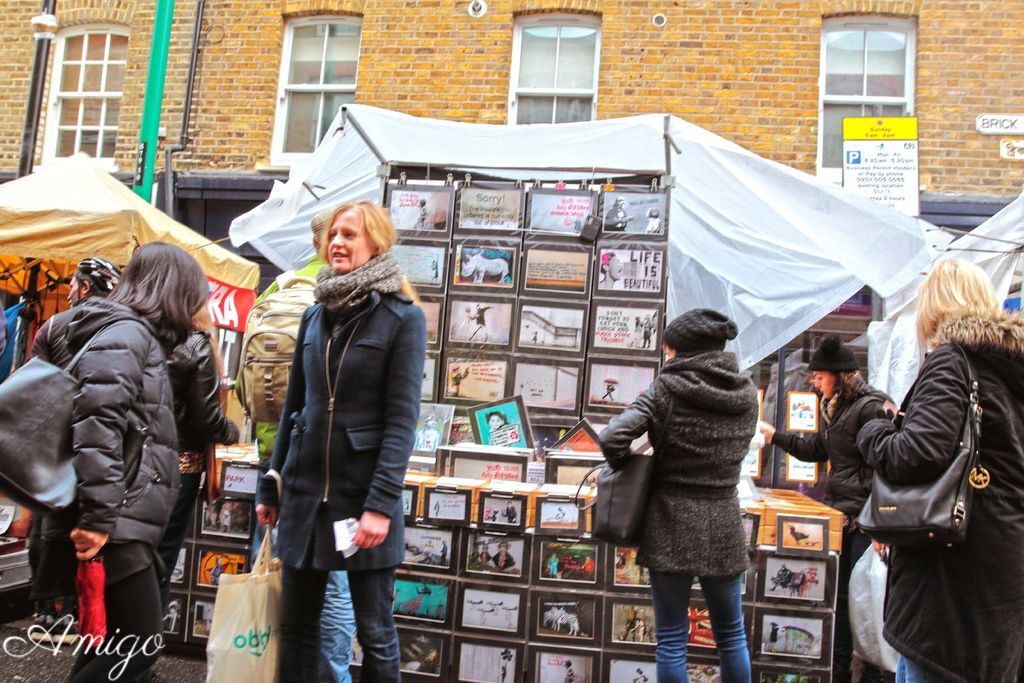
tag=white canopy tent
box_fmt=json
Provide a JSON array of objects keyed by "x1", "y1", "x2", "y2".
[
  {"x1": 868, "y1": 192, "x2": 1024, "y2": 402},
  {"x1": 230, "y1": 105, "x2": 932, "y2": 368}
]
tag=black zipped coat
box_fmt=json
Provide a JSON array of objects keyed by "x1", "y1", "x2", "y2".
[
  {"x1": 857, "y1": 313, "x2": 1024, "y2": 683},
  {"x1": 168, "y1": 331, "x2": 239, "y2": 453},
  {"x1": 40, "y1": 298, "x2": 180, "y2": 548},
  {"x1": 257, "y1": 292, "x2": 426, "y2": 571}
]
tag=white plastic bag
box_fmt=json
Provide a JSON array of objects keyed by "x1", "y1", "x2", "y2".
[
  {"x1": 849, "y1": 544, "x2": 899, "y2": 673},
  {"x1": 206, "y1": 529, "x2": 281, "y2": 683}
]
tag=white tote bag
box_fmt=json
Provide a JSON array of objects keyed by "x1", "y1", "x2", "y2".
[
  {"x1": 849, "y1": 545, "x2": 900, "y2": 673},
  {"x1": 206, "y1": 530, "x2": 281, "y2": 683}
]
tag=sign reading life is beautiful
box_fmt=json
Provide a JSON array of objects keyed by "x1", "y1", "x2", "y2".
[{"x1": 842, "y1": 117, "x2": 920, "y2": 217}]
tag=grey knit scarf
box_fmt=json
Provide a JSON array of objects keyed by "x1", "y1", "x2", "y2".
[{"x1": 314, "y1": 251, "x2": 404, "y2": 322}]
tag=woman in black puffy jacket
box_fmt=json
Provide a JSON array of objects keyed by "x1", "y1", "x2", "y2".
[
  {"x1": 34, "y1": 243, "x2": 209, "y2": 682},
  {"x1": 758, "y1": 336, "x2": 887, "y2": 683},
  {"x1": 156, "y1": 306, "x2": 239, "y2": 606}
]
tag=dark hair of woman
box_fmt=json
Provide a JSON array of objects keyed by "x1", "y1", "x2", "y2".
[
  {"x1": 109, "y1": 242, "x2": 208, "y2": 348},
  {"x1": 832, "y1": 370, "x2": 868, "y2": 406}
]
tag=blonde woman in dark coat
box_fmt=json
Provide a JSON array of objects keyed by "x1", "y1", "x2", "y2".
[{"x1": 600, "y1": 309, "x2": 758, "y2": 683}]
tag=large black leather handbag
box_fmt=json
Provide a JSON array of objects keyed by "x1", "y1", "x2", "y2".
[
  {"x1": 857, "y1": 347, "x2": 986, "y2": 547},
  {"x1": 0, "y1": 326, "x2": 116, "y2": 512}
]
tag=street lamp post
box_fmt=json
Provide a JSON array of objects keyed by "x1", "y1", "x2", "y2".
[{"x1": 17, "y1": 1, "x2": 59, "y2": 178}]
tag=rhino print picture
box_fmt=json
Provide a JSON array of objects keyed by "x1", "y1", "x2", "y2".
[{"x1": 452, "y1": 245, "x2": 517, "y2": 289}]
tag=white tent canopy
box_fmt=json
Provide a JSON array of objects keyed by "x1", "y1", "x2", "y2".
[
  {"x1": 231, "y1": 104, "x2": 932, "y2": 368},
  {"x1": 868, "y1": 192, "x2": 1024, "y2": 402}
]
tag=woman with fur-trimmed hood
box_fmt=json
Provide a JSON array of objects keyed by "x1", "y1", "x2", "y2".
[{"x1": 857, "y1": 259, "x2": 1024, "y2": 683}]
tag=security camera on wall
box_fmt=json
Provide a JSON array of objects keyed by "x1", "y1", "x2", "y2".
[{"x1": 467, "y1": 0, "x2": 488, "y2": 18}]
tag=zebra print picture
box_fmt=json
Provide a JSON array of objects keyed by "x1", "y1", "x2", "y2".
[{"x1": 531, "y1": 591, "x2": 602, "y2": 646}]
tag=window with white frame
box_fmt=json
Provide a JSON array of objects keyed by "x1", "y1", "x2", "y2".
[
  {"x1": 272, "y1": 17, "x2": 361, "y2": 161},
  {"x1": 509, "y1": 15, "x2": 601, "y2": 125},
  {"x1": 44, "y1": 27, "x2": 128, "y2": 163},
  {"x1": 818, "y1": 17, "x2": 915, "y2": 176}
]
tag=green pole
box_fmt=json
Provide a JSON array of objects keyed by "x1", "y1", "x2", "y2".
[{"x1": 132, "y1": 0, "x2": 176, "y2": 200}]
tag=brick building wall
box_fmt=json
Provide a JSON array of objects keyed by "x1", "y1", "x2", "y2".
[{"x1": 0, "y1": 0, "x2": 1021, "y2": 198}]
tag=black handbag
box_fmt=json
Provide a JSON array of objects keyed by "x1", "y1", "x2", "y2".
[
  {"x1": 0, "y1": 324, "x2": 118, "y2": 512},
  {"x1": 857, "y1": 346, "x2": 986, "y2": 547},
  {"x1": 575, "y1": 399, "x2": 672, "y2": 546}
]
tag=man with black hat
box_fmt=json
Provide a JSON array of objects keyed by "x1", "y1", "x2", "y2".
[
  {"x1": 600, "y1": 309, "x2": 757, "y2": 682},
  {"x1": 758, "y1": 335, "x2": 888, "y2": 683}
]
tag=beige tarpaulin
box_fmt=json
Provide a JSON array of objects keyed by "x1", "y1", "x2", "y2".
[{"x1": 0, "y1": 154, "x2": 259, "y2": 294}]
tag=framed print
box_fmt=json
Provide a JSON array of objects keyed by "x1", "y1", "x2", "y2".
[
  {"x1": 755, "y1": 607, "x2": 833, "y2": 666},
  {"x1": 590, "y1": 300, "x2": 663, "y2": 357},
  {"x1": 194, "y1": 546, "x2": 248, "y2": 590},
  {"x1": 526, "y1": 188, "x2": 597, "y2": 238},
  {"x1": 516, "y1": 299, "x2": 589, "y2": 355},
  {"x1": 552, "y1": 419, "x2": 602, "y2": 453},
  {"x1": 686, "y1": 599, "x2": 719, "y2": 652},
  {"x1": 786, "y1": 391, "x2": 819, "y2": 433},
  {"x1": 387, "y1": 183, "x2": 455, "y2": 239},
  {"x1": 220, "y1": 460, "x2": 259, "y2": 500},
  {"x1": 444, "y1": 447, "x2": 530, "y2": 482},
  {"x1": 454, "y1": 635, "x2": 524, "y2": 683},
  {"x1": 531, "y1": 417, "x2": 576, "y2": 452},
  {"x1": 785, "y1": 454, "x2": 818, "y2": 483},
  {"x1": 534, "y1": 496, "x2": 587, "y2": 536},
  {"x1": 757, "y1": 552, "x2": 838, "y2": 608},
  {"x1": 414, "y1": 403, "x2": 455, "y2": 456},
  {"x1": 423, "y1": 485, "x2": 474, "y2": 527},
  {"x1": 420, "y1": 295, "x2": 444, "y2": 350},
  {"x1": 446, "y1": 296, "x2": 514, "y2": 349},
  {"x1": 397, "y1": 627, "x2": 448, "y2": 680},
  {"x1": 743, "y1": 511, "x2": 762, "y2": 549},
  {"x1": 422, "y1": 352, "x2": 439, "y2": 401},
  {"x1": 451, "y1": 242, "x2": 519, "y2": 292},
  {"x1": 544, "y1": 452, "x2": 604, "y2": 487},
  {"x1": 449, "y1": 414, "x2": 475, "y2": 445},
  {"x1": 584, "y1": 359, "x2": 658, "y2": 413},
  {"x1": 753, "y1": 664, "x2": 830, "y2": 682},
  {"x1": 601, "y1": 189, "x2": 668, "y2": 238},
  {"x1": 478, "y1": 492, "x2": 529, "y2": 532},
  {"x1": 169, "y1": 544, "x2": 190, "y2": 586},
  {"x1": 468, "y1": 396, "x2": 534, "y2": 448},
  {"x1": 392, "y1": 574, "x2": 454, "y2": 627},
  {"x1": 521, "y1": 243, "x2": 592, "y2": 298},
  {"x1": 458, "y1": 184, "x2": 525, "y2": 233},
  {"x1": 443, "y1": 353, "x2": 509, "y2": 404},
  {"x1": 775, "y1": 515, "x2": 830, "y2": 558},
  {"x1": 602, "y1": 652, "x2": 657, "y2": 683},
  {"x1": 513, "y1": 358, "x2": 583, "y2": 415},
  {"x1": 609, "y1": 546, "x2": 651, "y2": 592},
  {"x1": 535, "y1": 538, "x2": 601, "y2": 587},
  {"x1": 595, "y1": 245, "x2": 666, "y2": 298},
  {"x1": 531, "y1": 590, "x2": 602, "y2": 646},
  {"x1": 605, "y1": 598, "x2": 657, "y2": 648},
  {"x1": 528, "y1": 644, "x2": 599, "y2": 683},
  {"x1": 403, "y1": 523, "x2": 458, "y2": 574},
  {"x1": 162, "y1": 592, "x2": 187, "y2": 641},
  {"x1": 685, "y1": 656, "x2": 725, "y2": 683},
  {"x1": 188, "y1": 595, "x2": 215, "y2": 641},
  {"x1": 403, "y1": 483, "x2": 420, "y2": 521},
  {"x1": 457, "y1": 582, "x2": 527, "y2": 637},
  {"x1": 463, "y1": 530, "x2": 530, "y2": 582},
  {"x1": 392, "y1": 242, "x2": 447, "y2": 292},
  {"x1": 199, "y1": 498, "x2": 253, "y2": 541},
  {"x1": 585, "y1": 415, "x2": 651, "y2": 453}
]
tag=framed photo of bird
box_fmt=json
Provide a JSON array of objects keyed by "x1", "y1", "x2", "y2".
[
  {"x1": 456, "y1": 582, "x2": 528, "y2": 638},
  {"x1": 775, "y1": 515, "x2": 830, "y2": 558}
]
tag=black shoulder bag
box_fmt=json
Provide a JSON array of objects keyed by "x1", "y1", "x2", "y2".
[
  {"x1": 575, "y1": 397, "x2": 673, "y2": 547},
  {"x1": 857, "y1": 346, "x2": 986, "y2": 547}
]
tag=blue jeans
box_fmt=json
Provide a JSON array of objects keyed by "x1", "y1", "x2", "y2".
[
  {"x1": 320, "y1": 571, "x2": 356, "y2": 683},
  {"x1": 280, "y1": 565, "x2": 399, "y2": 683},
  {"x1": 649, "y1": 570, "x2": 750, "y2": 683},
  {"x1": 896, "y1": 656, "x2": 949, "y2": 683}
]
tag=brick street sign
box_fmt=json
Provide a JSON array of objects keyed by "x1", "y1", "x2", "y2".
[{"x1": 976, "y1": 114, "x2": 1024, "y2": 135}]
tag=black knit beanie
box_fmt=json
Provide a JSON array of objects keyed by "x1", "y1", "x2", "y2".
[
  {"x1": 809, "y1": 335, "x2": 858, "y2": 372},
  {"x1": 663, "y1": 308, "x2": 738, "y2": 352}
]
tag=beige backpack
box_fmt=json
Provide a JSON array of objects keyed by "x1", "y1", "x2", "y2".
[{"x1": 239, "y1": 274, "x2": 316, "y2": 424}]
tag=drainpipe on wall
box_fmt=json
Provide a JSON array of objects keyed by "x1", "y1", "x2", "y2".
[
  {"x1": 132, "y1": 0, "x2": 176, "y2": 201},
  {"x1": 163, "y1": 0, "x2": 205, "y2": 220},
  {"x1": 17, "y1": 0, "x2": 58, "y2": 178}
]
